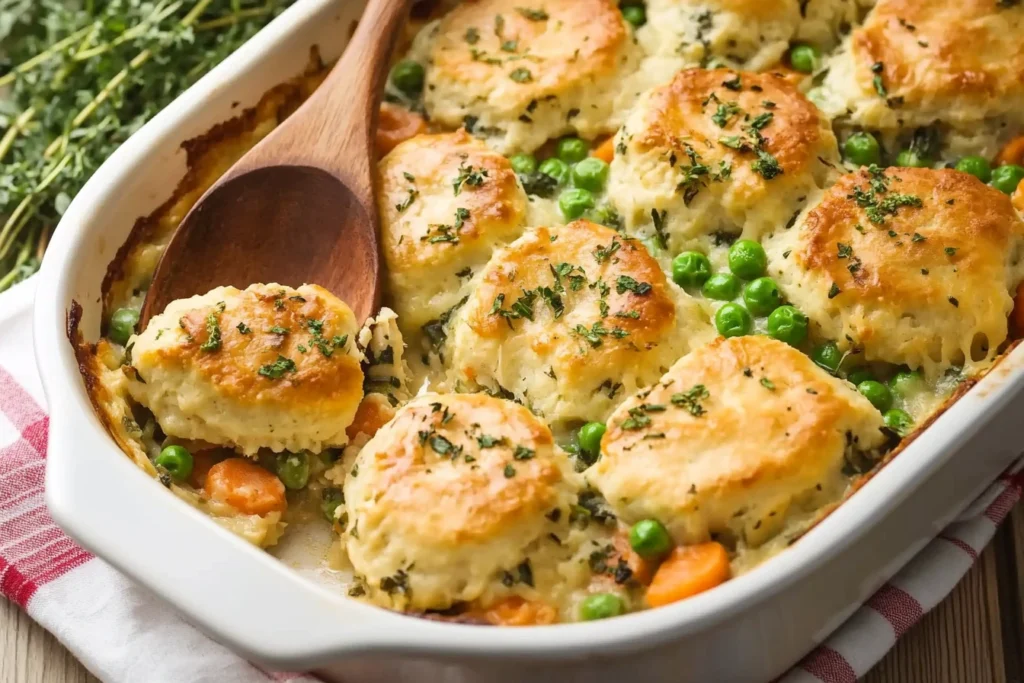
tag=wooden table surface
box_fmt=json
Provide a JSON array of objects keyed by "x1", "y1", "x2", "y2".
[{"x1": 3, "y1": 505, "x2": 1023, "y2": 683}]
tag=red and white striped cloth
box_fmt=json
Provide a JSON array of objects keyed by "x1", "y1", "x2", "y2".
[{"x1": 1, "y1": 278, "x2": 1021, "y2": 682}]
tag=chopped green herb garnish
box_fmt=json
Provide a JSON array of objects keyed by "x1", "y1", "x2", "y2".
[
  {"x1": 477, "y1": 434, "x2": 504, "y2": 448},
  {"x1": 515, "y1": 7, "x2": 549, "y2": 20},
  {"x1": 453, "y1": 162, "x2": 489, "y2": 195},
  {"x1": 514, "y1": 445, "x2": 536, "y2": 460},
  {"x1": 670, "y1": 384, "x2": 709, "y2": 416},
  {"x1": 615, "y1": 275, "x2": 652, "y2": 295},
  {"x1": 711, "y1": 101, "x2": 742, "y2": 128},
  {"x1": 509, "y1": 68, "x2": 533, "y2": 83},
  {"x1": 258, "y1": 355, "x2": 296, "y2": 379},
  {"x1": 200, "y1": 312, "x2": 222, "y2": 352}
]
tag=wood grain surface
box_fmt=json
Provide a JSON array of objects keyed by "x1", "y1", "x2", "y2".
[{"x1": 3, "y1": 507, "x2": 1023, "y2": 682}]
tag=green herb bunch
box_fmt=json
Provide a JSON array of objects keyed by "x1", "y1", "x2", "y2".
[{"x1": 0, "y1": 0, "x2": 295, "y2": 292}]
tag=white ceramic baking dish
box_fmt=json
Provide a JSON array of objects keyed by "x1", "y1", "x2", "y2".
[{"x1": 32, "y1": 1, "x2": 1024, "y2": 680}]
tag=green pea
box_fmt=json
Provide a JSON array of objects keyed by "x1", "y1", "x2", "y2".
[
  {"x1": 557, "y1": 137, "x2": 590, "y2": 164},
  {"x1": 788, "y1": 44, "x2": 820, "y2": 74},
  {"x1": 715, "y1": 303, "x2": 753, "y2": 338},
  {"x1": 766, "y1": 305, "x2": 808, "y2": 346},
  {"x1": 727, "y1": 239, "x2": 767, "y2": 280},
  {"x1": 621, "y1": 4, "x2": 646, "y2": 27},
  {"x1": 539, "y1": 157, "x2": 570, "y2": 185},
  {"x1": 559, "y1": 188, "x2": 595, "y2": 220},
  {"x1": 578, "y1": 422, "x2": 606, "y2": 457},
  {"x1": 672, "y1": 251, "x2": 712, "y2": 289},
  {"x1": 811, "y1": 341, "x2": 842, "y2": 374},
  {"x1": 742, "y1": 277, "x2": 783, "y2": 316},
  {"x1": 857, "y1": 380, "x2": 893, "y2": 412},
  {"x1": 702, "y1": 273, "x2": 741, "y2": 301},
  {"x1": 991, "y1": 164, "x2": 1024, "y2": 195},
  {"x1": 572, "y1": 157, "x2": 610, "y2": 191},
  {"x1": 389, "y1": 60, "x2": 425, "y2": 96},
  {"x1": 275, "y1": 451, "x2": 310, "y2": 490},
  {"x1": 895, "y1": 149, "x2": 929, "y2": 168},
  {"x1": 883, "y1": 408, "x2": 914, "y2": 436},
  {"x1": 155, "y1": 444, "x2": 193, "y2": 481},
  {"x1": 579, "y1": 593, "x2": 626, "y2": 621},
  {"x1": 888, "y1": 369, "x2": 923, "y2": 396},
  {"x1": 846, "y1": 368, "x2": 874, "y2": 386},
  {"x1": 843, "y1": 132, "x2": 881, "y2": 167},
  {"x1": 509, "y1": 153, "x2": 538, "y2": 175},
  {"x1": 629, "y1": 519, "x2": 672, "y2": 559},
  {"x1": 955, "y1": 155, "x2": 992, "y2": 183},
  {"x1": 321, "y1": 487, "x2": 344, "y2": 522},
  {"x1": 109, "y1": 307, "x2": 140, "y2": 346}
]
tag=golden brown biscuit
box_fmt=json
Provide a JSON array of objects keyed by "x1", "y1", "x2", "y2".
[
  {"x1": 127, "y1": 284, "x2": 363, "y2": 455},
  {"x1": 449, "y1": 220, "x2": 714, "y2": 423},
  {"x1": 819, "y1": 0, "x2": 1024, "y2": 148},
  {"x1": 343, "y1": 393, "x2": 581, "y2": 611},
  {"x1": 378, "y1": 130, "x2": 529, "y2": 345},
  {"x1": 765, "y1": 167, "x2": 1024, "y2": 376},
  {"x1": 610, "y1": 69, "x2": 839, "y2": 250},
  {"x1": 421, "y1": 0, "x2": 642, "y2": 153},
  {"x1": 588, "y1": 335, "x2": 886, "y2": 549},
  {"x1": 640, "y1": 0, "x2": 857, "y2": 69}
]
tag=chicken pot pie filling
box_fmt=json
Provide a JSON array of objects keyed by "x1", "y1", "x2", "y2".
[{"x1": 72, "y1": 0, "x2": 1024, "y2": 625}]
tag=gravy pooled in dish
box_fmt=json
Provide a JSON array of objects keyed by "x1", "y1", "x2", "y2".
[{"x1": 75, "y1": 0, "x2": 1024, "y2": 624}]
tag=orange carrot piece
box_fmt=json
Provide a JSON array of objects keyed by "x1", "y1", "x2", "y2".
[
  {"x1": 645, "y1": 543, "x2": 730, "y2": 608},
  {"x1": 996, "y1": 136, "x2": 1024, "y2": 167},
  {"x1": 346, "y1": 393, "x2": 396, "y2": 441},
  {"x1": 592, "y1": 136, "x2": 616, "y2": 163},
  {"x1": 484, "y1": 597, "x2": 558, "y2": 626},
  {"x1": 205, "y1": 458, "x2": 287, "y2": 516},
  {"x1": 376, "y1": 102, "x2": 427, "y2": 158}
]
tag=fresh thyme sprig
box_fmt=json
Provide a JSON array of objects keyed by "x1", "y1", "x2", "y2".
[{"x1": 0, "y1": 0, "x2": 294, "y2": 292}]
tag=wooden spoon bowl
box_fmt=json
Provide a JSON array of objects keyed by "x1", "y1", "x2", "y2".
[{"x1": 140, "y1": 0, "x2": 410, "y2": 327}]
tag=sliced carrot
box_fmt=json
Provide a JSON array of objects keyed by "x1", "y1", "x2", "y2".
[
  {"x1": 346, "y1": 393, "x2": 396, "y2": 441},
  {"x1": 1012, "y1": 282, "x2": 1024, "y2": 338},
  {"x1": 645, "y1": 543, "x2": 730, "y2": 608},
  {"x1": 997, "y1": 136, "x2": 1024, "y2": 167},
  {"x1": 592, "y1": 136, "x2": 616, "y2": 163},
  {"x1": 483, "y1": 597, "x2": 558, "y2": 626},
  {"x1": 376, "y1": 102, "x2": 427, "y2": 158},
  {"x1": 205, "y1": 458, "x2": 287, "y2": 516}
]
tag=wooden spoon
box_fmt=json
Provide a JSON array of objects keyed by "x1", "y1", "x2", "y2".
[{"x1": 140, "y1": 0, "x2": 410, "y2": 328}]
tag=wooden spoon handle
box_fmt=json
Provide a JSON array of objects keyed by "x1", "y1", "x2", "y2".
[{"x1": 228, "y1": 0, "x2": 411, "y2": 201}]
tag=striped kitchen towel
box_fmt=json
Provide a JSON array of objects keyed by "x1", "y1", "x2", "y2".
[{"x1": 1, "y1": 277, "x2": 1021, "y2": 682}]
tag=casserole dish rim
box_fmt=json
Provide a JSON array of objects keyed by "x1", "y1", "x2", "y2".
[{"x1": 32, "y1": 0, "x2": 1024, "y2": 669}]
